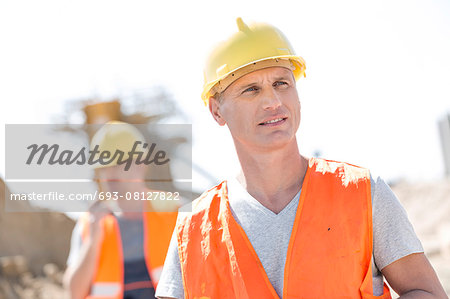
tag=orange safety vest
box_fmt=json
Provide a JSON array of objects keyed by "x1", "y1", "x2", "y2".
[
  {"x1": 80, "y1": 210, "x2": 178, "y2": 299},
  {"x1": 177, "y1": 158, "x2": 392, "y2": 299}
]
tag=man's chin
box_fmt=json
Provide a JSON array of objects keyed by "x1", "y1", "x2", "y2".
[{"x1": 255, "y1": 136, "x2": 295, "y2": 151}]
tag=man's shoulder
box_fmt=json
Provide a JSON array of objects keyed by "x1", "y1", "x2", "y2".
[
  {"x1": 177, "y1": 181, "x2": 228, "y2": 221},
  {"x1": 311, "y1": 158, "x2": 370, "y2": 183},
  {"x1": 193, "y1": 181, "x2": 228, "y2": 211},
  {"x1": 313, "y1": 158, "x2": 368, "y2": 171}
]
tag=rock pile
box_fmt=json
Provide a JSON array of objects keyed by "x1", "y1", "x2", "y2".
[{"x1": 0, "y1": 178, "x2": 75, "y2": 298}]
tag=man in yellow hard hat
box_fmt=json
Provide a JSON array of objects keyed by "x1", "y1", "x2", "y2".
[
  {"x1": 155, "y1": 18, "x2": 447, "y2": 299},
  {"x1": 63, "y1": 121, "x2": 178, "y2": 299}
]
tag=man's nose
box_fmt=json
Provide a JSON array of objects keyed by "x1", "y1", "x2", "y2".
[{"x1": 261, "y1": 87, "x2": 282, "y2": 110}]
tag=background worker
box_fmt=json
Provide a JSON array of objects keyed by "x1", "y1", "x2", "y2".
[
  {"x1": 155, "y1": 18, "x2": 448, "y2": 298},
  {"x1": 64, "y1": 121, "x2": 178, "y2": 299}
]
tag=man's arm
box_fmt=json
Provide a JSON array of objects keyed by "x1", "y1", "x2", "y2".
[
  {"x1": 382, "y1": 252, "x2": 448, "y2": 298},
  {"x1": 63, "y1": 233, "x2": 103, "y2": 299},
  {"x1": 155, "y1": 215, "x2": 185, "y2": 299},
  {"x1": 63, "y1": 203, "x2": 110, "y2": 299}
]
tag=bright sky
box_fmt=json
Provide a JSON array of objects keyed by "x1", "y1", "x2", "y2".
[{"x1": 1, "y1": 0, "x2": 449, "y2": 192}]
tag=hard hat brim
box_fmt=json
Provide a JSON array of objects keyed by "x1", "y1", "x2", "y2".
[{"x1": 201, "y1": 55, "x2": 305, "y2": 106}]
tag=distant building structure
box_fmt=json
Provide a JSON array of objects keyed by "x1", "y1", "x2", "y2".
[{"x1": 438, "y1": 113, "x2": 450, "y2": 176}]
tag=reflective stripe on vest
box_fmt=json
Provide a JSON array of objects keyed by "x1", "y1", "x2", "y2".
[
  {"x1": 177, "y1": 158, "x2": 392, "y2": 299},
  {"x1": 81, "y1": 210, "x2": 178, "y2": 299},
  {"x1": 150, "y1": 265, "x2": 164, "y2": 284},
  {"x1": 90, "y1": 282, "x2": 121, "y2": 297}
]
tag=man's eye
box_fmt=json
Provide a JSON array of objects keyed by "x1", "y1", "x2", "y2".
[
  {"x1": 243, "y1": 86, "x2": 258, "y2": 93},
  {"x1": 274, "y1": 81, "x2": 288, "y2": 87}
]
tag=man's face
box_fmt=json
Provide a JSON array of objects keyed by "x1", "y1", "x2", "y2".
[
  {"x1": 97, "y1": 162, "x2": 147, "y2": 194},
  {"x1": 209, "y1": 66, "x2": 301, "y2": 152}
]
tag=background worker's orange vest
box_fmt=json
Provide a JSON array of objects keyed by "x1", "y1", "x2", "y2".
[
  {"x1": 80, "y1": 210, "x2": 178, "y2": 299},
  {"x1": 177, "y1": 158, "x2": 392, "y2": 299}
]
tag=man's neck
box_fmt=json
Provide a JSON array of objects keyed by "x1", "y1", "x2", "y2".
[
  {"x1": 234, "y1": 140, "x2": 308, "y2": 214},
  {"x1": 115, "y1": 183, "x2": 148, "y2": 218}
]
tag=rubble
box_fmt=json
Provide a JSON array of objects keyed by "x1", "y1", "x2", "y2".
[{"x1": 0, "y1": 178, "x2": 74, "y2": 298}]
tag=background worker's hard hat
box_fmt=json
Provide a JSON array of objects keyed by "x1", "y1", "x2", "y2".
[
  {"x1": 201, "y1": 17, "x2": 306, "y2": 105},
  {"x1": 90, "y1": 121, "x2": 146, "y2": 169}
]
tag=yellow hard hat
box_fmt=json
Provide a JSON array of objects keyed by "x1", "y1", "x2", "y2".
[
  {"x1": 201, "y1": 17, "x2": 306, "y2": 105},
  {"x1": 90, "y1": 121, "x2": 146, "y2": 169}
]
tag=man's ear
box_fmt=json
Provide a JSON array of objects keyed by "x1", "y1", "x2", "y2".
[{"x1": 208, "y1": 97, "x2": 226, "y2": 126}]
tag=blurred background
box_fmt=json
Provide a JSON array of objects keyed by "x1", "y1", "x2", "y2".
[{"x1": 0, "y1": 0, "x2": 449, "y2": 297}]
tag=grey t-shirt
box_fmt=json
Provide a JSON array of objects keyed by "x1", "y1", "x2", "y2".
[{"x1": 155, "y1": 175, "x2": 424, "y2": 298}]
